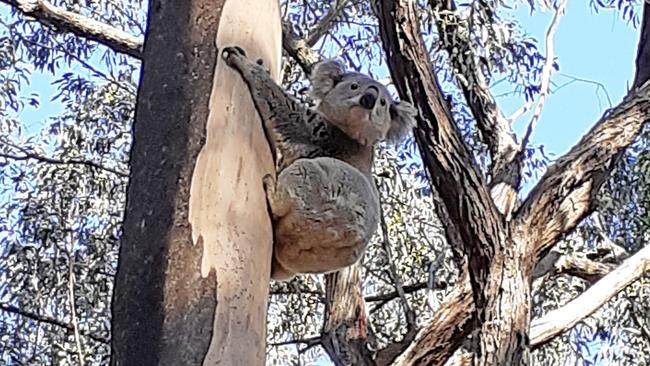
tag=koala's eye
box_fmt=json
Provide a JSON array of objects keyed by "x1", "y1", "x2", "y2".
[
  {"x1": 350, "y1": 83, "x2": 359, "y2": 90},
  {"x1": 380, "y1": 98, "x2": 386, "y2": 106}
]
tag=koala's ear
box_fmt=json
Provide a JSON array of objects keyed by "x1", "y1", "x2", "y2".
[
  {"x1": 310, "y1": 59, "x2": 346, "y2": 100},
  {"x1": 387, "y1": 101, "x2": 417, "y2": 144}
]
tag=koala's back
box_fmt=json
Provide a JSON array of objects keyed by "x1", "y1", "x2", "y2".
[{"x1": 269, "y1": 157, "x2": 379, "y2": 278}]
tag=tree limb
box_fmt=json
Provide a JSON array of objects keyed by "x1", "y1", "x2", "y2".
[
  {"x1": 305, "y1": 0, "x2": 351, "y2": 47},
  {"x1": 282, "y1": 22, "x2": 320, "y2": 75},
  {"x1": 516, "y1": 2, "x2": 650, "y2": 258},
  {"x1": 376, "y1": 0, "x2": 504, "y2": 309},
  {"x1": 322, "y1": 265, "x2": 375, "y2": 366},
  {"x1": 431, "y1": 0, "x2": 519, "y2": 212},
  {"x1": 530, "y1": 244, "x2": 650, "y2": 347},
  {"x1": 374, "y1": 210, "x2": 417, "y2": 365},
  {"x1": 532, "y1": 250, "x2": 615, "y2": 283},
  {"x1": 519, "y1": 0, "x2": 566, "y2": 151},
  {"x1": 515, "y1": 81, "x2": 650, "y2": 258},
  {"x1": 0, "y1": 0, "x2": 143, "y2": 58},
  {"x1": 389, "y1": 274, "x2": 474, "y2": 366}
]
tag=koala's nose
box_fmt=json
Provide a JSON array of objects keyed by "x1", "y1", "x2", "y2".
[{"x1": 359, "y1": 86, "x2": 379, "y2": 110}]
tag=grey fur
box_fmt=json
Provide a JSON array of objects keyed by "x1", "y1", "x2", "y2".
[{"x1": 222, "y1": 47, "x2": 416, "y2": 280}]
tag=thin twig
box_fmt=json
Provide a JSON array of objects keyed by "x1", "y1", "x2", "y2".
[
  {"x1": 520, "y1": 0, "x2": 567, "y2": 150},
  {"x1": 305, "y1": 0, "x2": 352, "y2": 47},
  {"x1": 0, "y1": 302, "x2": 109, "y2": 344},
  {"x1": 66, "y1": 246, "x2": 85, "y2": 366},
  {"x1": 0, "y1": 139, "x2": 129, "y2": 177}
]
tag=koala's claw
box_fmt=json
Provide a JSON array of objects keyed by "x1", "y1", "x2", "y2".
[{"x1": 221, "y1": 46, "x2": 247, "y2": 65}]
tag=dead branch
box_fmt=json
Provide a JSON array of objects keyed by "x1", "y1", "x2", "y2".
[
  {"x1": 520, "y1": 0, "x2": 567, "y2": 150},
  {"x1": 0, "y1": 149, "x2": 129, "y2": 177}
]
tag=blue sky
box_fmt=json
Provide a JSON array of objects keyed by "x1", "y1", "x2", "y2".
[{"x1": 499, "y1": 1, "x2": 638, "y2": 158}]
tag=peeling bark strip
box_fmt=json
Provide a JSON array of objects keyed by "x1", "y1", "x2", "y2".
[
  {"x1": 190, "y1": 1, "x2": 281, "y2": 365},
  {"x1": 322, "y1": 265, "x2": 376, "y2": 366},
  {"x1": 1, "y1": 0, "x2": 143, "y2": 58}
]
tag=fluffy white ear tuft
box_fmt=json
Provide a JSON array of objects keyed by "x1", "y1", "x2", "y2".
[
  {"x1": 310, "y1": 59, "x2": 346, "y2": 100},
  {"x1": 386, "y1": 101, "x2": 417, "y2": 145}
]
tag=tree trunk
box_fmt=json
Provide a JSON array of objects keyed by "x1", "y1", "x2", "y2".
[{"x1": 111, "y1": 0, "x2": 280, "y2": 365}]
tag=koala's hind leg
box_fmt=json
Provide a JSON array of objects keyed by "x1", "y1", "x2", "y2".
[{"x1": 269, "y1": 157, "x2": 380, "y2": 279}]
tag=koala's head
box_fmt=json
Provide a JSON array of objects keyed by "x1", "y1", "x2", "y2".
[{"x1": 310, "y1": 60, "x2": 416, "y2": 146}]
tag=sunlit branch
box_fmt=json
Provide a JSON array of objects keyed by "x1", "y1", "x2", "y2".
[
  {"x1": 530, "y1": 244, "x2": 650, "y2": 346},
  {"x1": 1, "y1": 0, "x2": 143, "y2": 58},
  {"x1": 516, "y1": 80, "x2": 650, "y2": 257},
  {"x1": 519, "y1": 0, "x2": 567, "y2": 150}
]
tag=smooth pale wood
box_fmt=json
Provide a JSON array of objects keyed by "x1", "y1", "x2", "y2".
[
  {"x1": 530, "y1": 244, "x2": 650, "y2": 346},
  {"x1": 188, "y1": 0, "x2": 281, "y2": 364}
]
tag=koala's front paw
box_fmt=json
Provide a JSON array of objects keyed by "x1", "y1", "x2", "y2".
[{"x1": 221, "y1": 46, "x2": 247, "y2": 66}]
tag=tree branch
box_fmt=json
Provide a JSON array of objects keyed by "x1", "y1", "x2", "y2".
[
  {"x1": 1, "y1": 0, "x2": 143, "y2": 58},
  {"x1": 365, "y1": 282, "x2": 427, "y2": 303},
  {"x1": 515, "y1": 81, "x2": 650, "y2": 257},
  {"x1": 282, "y1": 22, "x2": 320, "y2": 75},
  {"x1": 374, "y1": 210, "x2": 417, "y2": 365},
  {"x1": 305, "y1": 0, "x2": 351, "y2": 47},
  {"x1": 376, "y1": 0, "x2": 504, "y2": 309},
  {"x1": 388, "y1": 274, "x2": 474, "y2": 366},
  {"x1": 530, "y1": 244, "x2": 650, "y2": 347},
  {"x1": 516, "y1": 3, "x2": 650, "y2": 258},
  {"x1": 431, "y1": 0, "x2": 519, "y2": 213},
  {"x1": 532, "y1": 251, "x2": 615, "y2": 283},
  {"x1": 321, "y1": 265, "x2": 375, "y2": 366},
  {"x1": 0, "y1": 302, "x2": 109, "y2": 344},
  {"x1": 519, "y1": 0, "x2": 566, "y2": 151}
]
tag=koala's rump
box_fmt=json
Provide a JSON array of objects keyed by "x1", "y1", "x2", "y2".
[{"x1": 272, "y1": 157, "x2": 379, "y2": 275}]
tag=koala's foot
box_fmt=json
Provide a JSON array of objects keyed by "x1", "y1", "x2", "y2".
[{"x1": 270, "y1": 255, "x2": 296, "y2": 281}]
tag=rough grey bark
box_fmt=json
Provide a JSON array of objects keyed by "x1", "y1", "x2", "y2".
[{"x1": 109, "y1": 0, "x2": 224, "y2": 364}]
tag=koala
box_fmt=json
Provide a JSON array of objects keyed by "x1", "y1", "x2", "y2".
[{"x1": 221, "y1": 46, "x2": 416, "y2": 280}]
